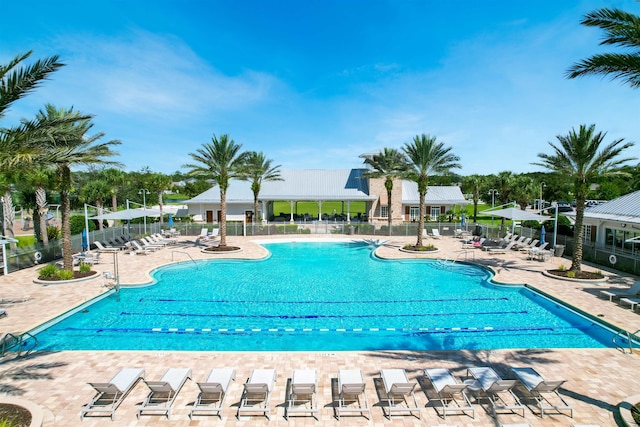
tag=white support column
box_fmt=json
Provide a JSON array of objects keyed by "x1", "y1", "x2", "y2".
[
  {"x1": 289, "y1": 201, "x2": 295, "y2": 223},
  {"x1": 317, "y1": 201, "x2": 323, "y2": 221},
  {"x1": 261, "y1": 201, "x2": 268, "y2": 223},
  {"x1": 346, "y1": 201, "x2": 351, "y2": 223}
]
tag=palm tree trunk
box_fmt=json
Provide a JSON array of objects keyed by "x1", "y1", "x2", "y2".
[
  {"x1": 254, "y1": 194, "x2": 259, "y2": 224},
  {"x1": 111, "y1": 192, "x2": 118, "y2": 227},
  {"x1": 97, "y1": 200, "x2": 104, "y2": 231},
  {"x1": 36, "y1": 186, "x2": 49, "y2": 246},
  {"x1": 220, "y1": 190, "x2": 227, "y2": 247},
  {"x1": 2, "y1": 191, "x2": 16, "y2": 248},
  {"x1": 158, "y1": 191, "x2": 164, "y2": 225},
  {"x1": 571, "y1": 198, "x2": 587, "y2": 273},
  {"x1": 417, "y1": 191, "x2": 425, "y2": 247},
  {"x1": 387, "y1": 188, "x2": 392, "y2": 237},
  {"x1": 60, "y1": 166, "x2": 73, "y2": 270}
]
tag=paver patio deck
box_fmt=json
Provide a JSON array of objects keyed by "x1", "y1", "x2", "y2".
[{"x1": 1, "y1": 233, "x2": 638, "y2": 426}]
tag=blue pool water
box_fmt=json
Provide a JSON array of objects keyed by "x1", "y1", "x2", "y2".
[{"x1": 32, "y1": 241, "x2": 616, "y2": 351}]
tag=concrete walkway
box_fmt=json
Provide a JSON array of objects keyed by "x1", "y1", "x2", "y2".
[{"x1": 0, "y1": 233, "x2": 638, "y2": 426}]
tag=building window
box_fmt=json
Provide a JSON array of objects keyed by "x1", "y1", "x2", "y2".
[
  {"x1": 380, "y1": 205, "x2": 389, "y2": 218},
  {"x1": 409, "y1": 206, "x2": 420, "y2": 221},
  {"x1": 583, "y1": 225, "x2": 592, "y2": 243},
  {"x1": 430, "y1": 206, "x2": 441, "y2": 221}
]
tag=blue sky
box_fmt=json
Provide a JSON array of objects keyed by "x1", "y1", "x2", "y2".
[{"x1": 3, "y1": 0, "x2": 639, "y2": 176}]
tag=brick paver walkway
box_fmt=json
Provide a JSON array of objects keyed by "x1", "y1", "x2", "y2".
[{"x1": 1, "y1": 233, "x2": 638, "y2": 426}]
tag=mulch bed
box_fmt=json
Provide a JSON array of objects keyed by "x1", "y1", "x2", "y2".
[
  {"x1": 0, "y1": 403, "x2": 31, "y2": 427},
  {"x1": 37, "y1": 271, "x2": 97, "y2": 281},
  {"x1": 546, "y1": 269, "x2": 604, "y2": 280},
  {"x1": 403, "y1": 245, "x2": 438, "y2": 252},
  {"x1": 203, "y1": 246, "x2": 241, "y2": 252}
]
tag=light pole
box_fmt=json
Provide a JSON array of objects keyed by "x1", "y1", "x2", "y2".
[
  {"x1": 138, "y1": 188, "x2": 150, "y2": 235},
  {"x1": 488, "y1": 189, "x2": 498, "y2": 226},
  {"x1": 540, "y1": 182, "x2": 546, "y2": 212}
]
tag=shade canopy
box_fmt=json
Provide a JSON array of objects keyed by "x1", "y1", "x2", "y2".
[
  {"x1": 90, "y1": 208, "x2": 163, "y2": 221},
  {"x1": 485, "y1": 208, "x2": 549, "y2": 222}
]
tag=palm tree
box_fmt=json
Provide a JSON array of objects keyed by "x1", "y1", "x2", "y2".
[
  {"x1": 0, "y1": 51, "x2": 64, "y2": 119},
  {"x1": 102, "y1": 168, "x2": 127, "y2": 225},
  {"x1": 362, "y1": 148, "x2": 408, "y2": 236},
  {"x1": 240, "y1": 151, "x2": 282, "y2": 224},
  {"x1": 24, "y1": 166, "x2": 55, "y2": 246},
  {"x1": 184, "y1": 134, "x2": 247, "y2": 247},
  {"x1": 461, "y1": 174, "x2": 485, "y2": 222},
  {"x1": 0, "y1": 171, "x2": 17, "y2": 245},
  {"x1": 36, "y1": 105, "x2": 121, "y2": 269},
  {"x1": 403, "y1": 134, "x2": 461, "y2": 247},
  {"x1": 566, "y1": 8, "x2": 640, "y2": 88},
  {"x1": 148, "y1": 173, "x2": 173, "y2": 224},
  {"x1": 80, "y1": 179, "x2": 112, "y2": 230},
  {"x1": 533, "y1": 124, "x2": 636, "y2": 273}
]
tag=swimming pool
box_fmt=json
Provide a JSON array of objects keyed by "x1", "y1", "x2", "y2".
[{"x1": 32, "y1": 241, "x2": 617, "y2": 351}]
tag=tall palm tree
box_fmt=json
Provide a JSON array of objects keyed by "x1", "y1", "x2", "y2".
[
  {"x1": 533, "y1": 124, "x2": 636, "y2": 273},
  {"x1": 36, "y1": 105, "x2": 121, "y2": 269},
  {"x1": 566, "y1": 8, "x2": 640, "y2": 88},
  {"x1": 362, "y1": 148, "x2": 408, "y2": 236},
  {"x1": 80, "y1": 179, "x2": 112, "y2": 230},
  {"x1": 461, "y1": 174, "x2": 485, "y2": 222},
  {"x1": 148, "y1": 173, "x2": 173, "y2": 224},
  {"x1": 0, "y1": 171, "x2": 17, "y2": 244},
  {"x1": 403, "y1": 134, "x2": 461, "y2": 247},
  {"x1": 184, "y1": 134, "x2": 247, "y2": 247},
  {"x1": 102, "y1": 168, "x2": 127, "y2": 225},
  {"x1": 240, "y1": 151, "x2": 282, "y2": 223}
]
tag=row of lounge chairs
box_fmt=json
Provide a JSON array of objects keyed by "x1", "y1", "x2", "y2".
[
  {"x1": 80, "y1": 365, "x2": 574, "y2": 421},
  {"x1": 600, "y1": 281, "x2": 640, "y2": 311},
  {"x1": 93, "y1": 233, "x2": 177, "y2": 255}
]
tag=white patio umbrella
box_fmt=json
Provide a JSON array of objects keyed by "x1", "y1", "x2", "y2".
[{"x1": 484, "y1": 207, "x2": 549, "y2": 222}]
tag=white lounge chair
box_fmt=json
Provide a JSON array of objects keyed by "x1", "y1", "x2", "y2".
[
  {"x1": 190, "y1": 368, "x2": 235, "y2": 419},
  {"x1": 336, "y1": 369, "x2": 370, "y2": 419},
  {"x1": 620, "y1": 297, "x2": 640, "y2": 311},
  {"x1": 138, "y1": 368, "x2": 192, "y2": 419},
  {"x1": 431, "y1": 229, "x2": 442, "y2": 239},
  {"x1": 600, "y1": 281, "x2": 640, "y2": 302},
  {"x1": 237, "y1": 369, "x2": 277, "y2": 420},
  {"x1": 285, "y1": 369, "x2": 319, "y2": 420},
  {"x1": 424, "y1": 368, "x2": 474, "y2": 419},
  {"x1": 196, "y1": 228, "x2": 209, "y2": 242},
  {"x1": 467, "y1": 367, "x2": 524, "y2": 417},
  {"x1": 141, "y1": 237, "x2": 165, "y2": 249},
  {"x1": 81, "y1": 368, "x2": 145, "y2": 420},
  {"x1": 511, "y1": 367, "x2": 572, "y2": 418},
  {"x1": 209, "y1": 228, "x2": 220, "y2": 238},
  {"x1": 422, "y1": 229, "x2": 428, "y2": 239},
  {"x1": 380, "y1": 369, "x2": 420, "y2": 419}
]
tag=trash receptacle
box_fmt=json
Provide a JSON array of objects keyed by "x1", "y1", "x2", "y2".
[
  {"x1": 554, "y1": 245, "x2": 565, "y2": 257},
  {"x1": 349, "y1": 226, "x2": 355, "y2": 235}
]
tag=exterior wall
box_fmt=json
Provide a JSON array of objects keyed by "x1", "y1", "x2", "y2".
[
  {"x1": 368, "y1": 178, "x2": 403, "y2": 225},
  {"x1": 187, "y1": 203, "x2": 253, "y2": 222}
]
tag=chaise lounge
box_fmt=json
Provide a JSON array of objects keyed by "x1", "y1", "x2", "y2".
[
  {"x1": 511, "y1": 367, "x2": 573, "y2": 418},
  {"x1": 336, "y1": 369, "x2": 370, "y2": 420},
  {"x1": 285, "y1": 369, "x2": 319, "y2": 420},
  {"x1": 237, "y1": 368, "x2": 277, "y2": 420},
  {"x1": 81, "y1": 367, "x2": 145, "y2": 420},
  {"x1": 190, "y1": 367, "x2": 235, "y2": 419},
  {"x1": 600, "y1": 281, "x2": 640, "y2": 302},
  {"x1": 380, "y1": 368, "x2": 420, "y2": 419},
  {"x1": 424, "y1": 368, "x2": 474, "y2": 419},
  {"x1": 467, "y1": 366, "x2": 524, "y2": 417},
  {"x1": 138, "y1": 368, "x2": 192, "y2": 419}
]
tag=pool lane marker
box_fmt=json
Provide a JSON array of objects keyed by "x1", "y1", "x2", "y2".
[{"x1": 137, "y1": 325, "x2": 566, "y2": 334}]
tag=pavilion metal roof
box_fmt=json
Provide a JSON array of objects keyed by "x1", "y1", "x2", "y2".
[
  {"x1": 186, "y1": 169, "x2": 376, "y2": 204},
  {"x1": 401, "y1": 181, "x2": 469, "y2": 205},
  {"x1": 574, "y1": 190, "x2": 640, "y2": 225}
]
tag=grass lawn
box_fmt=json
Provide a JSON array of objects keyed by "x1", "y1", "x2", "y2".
[{"x1": 272, "y1": 201, "x2": 367, "y2": 216}]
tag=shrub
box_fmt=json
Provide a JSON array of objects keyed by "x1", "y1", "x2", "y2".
[
  {"x1": 70, "y1": 215, "x2": 95, "y2": 235},
  {"x1": 566, "y1": 271, "x2": 576, "y2": 278},
  {"x1": 38, "y1": 264, "x2": 60, "y2": 279},
  {"x1": 57, "y1": 269, "x2": 74, "y2": 280},
  {"x1": 78, "y1": 263, "x2": 92, "y2": 273},
  {"x1": 558, "y1": 264, "x2": 566, "y2": 271},
  {"x1": 47, "y1": 225, "x2": 60, "y2": 241}
]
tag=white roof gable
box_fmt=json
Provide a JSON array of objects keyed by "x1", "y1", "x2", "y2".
[
  {"x1": 401, "y1": 181, "x2": 468, "y2": 205},
  {"x1": 581, "y1": 190, "x2": 640, "y2": 225}
]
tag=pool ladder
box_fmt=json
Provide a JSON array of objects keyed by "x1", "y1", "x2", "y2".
[
  {"x1": 612, "y1": 329, "x2": 640, "y2": 354},
  {"x1": 437, "y1": 250, "x2": 475, "y2": 268},
  {"x1": 172, "y1": 251, "x2": 198, "y2": 270},
  {"x1": 0, "y1": 332, "x2": 37, "y2": 357}
]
